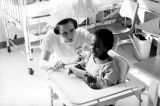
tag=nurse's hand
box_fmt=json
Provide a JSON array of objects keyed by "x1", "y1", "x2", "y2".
[{"x1": 51, "y1": 60, "x2": 64, "y2": 71}]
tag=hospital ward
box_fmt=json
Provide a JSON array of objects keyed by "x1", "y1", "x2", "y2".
[{"x1": 1, "y1": 0, "x2": 160, "y2": 106}]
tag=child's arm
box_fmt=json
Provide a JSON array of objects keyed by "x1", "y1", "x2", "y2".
[
  {"x1": 68, "y1": 67, "x2": 98, "y2": 88},
  {"x1": 68, "y1": 67, "x2": 111, "y2": 89},
  {"x1": 69, "y1": 67, "x2": 87, "y2": 79},
  {"x1": 97, "y1": 61, "x2": 119, "y2": 88},
  {"x1": 89, "y1": 61, "x2": 119, "y2": 89}
]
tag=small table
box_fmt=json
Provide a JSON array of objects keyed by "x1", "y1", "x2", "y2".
[
  {"x1": 46, "y1": 67, "x2": 145, "y2": 106},
  {"x1": 133, "y1": 55, "x2": 160, "y2": 106},
  {"x1": 135, "y1": 18, "x2": 160, "y2": 55}
]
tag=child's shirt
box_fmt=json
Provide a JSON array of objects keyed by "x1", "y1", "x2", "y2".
[{"x1": 85, "y1": 54, "x2": 120, "y2": 89}]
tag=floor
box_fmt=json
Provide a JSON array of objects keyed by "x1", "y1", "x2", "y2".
[{"x1": 0, "y1": 43, "x2": 153, "y2": 106}]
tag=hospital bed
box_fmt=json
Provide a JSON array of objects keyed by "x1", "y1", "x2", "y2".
[
  {"x1": 45, "y1": 50, "x2": 146, "y2": 106},
  {"x1": 0, "y1": 0, "x2": 52, "y2": 74}
]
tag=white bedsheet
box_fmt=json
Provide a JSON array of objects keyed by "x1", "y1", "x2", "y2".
[{"x1": 26, "y1": 1, "x2": 52, "y2": 18}]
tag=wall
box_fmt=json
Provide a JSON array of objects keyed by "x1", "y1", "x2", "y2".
[
  {"x1": 138, "y1": 0, "x2": 160, "y2": 13},
  {"x1": 0, "y1": 12, "x2": 6, "y2": 42},
  {"x1": 137, "y1": 0, "x2": 160, "y2": 23}
]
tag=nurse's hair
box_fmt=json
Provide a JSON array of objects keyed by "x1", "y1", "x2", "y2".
[
  {"x1": 93, "y1": 28, "x2": 114, "y2": 51},
  {"x1": 54, "y1": 18, "x2": 78, "y2": 35}
]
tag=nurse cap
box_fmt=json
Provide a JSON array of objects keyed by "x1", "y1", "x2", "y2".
[{"x1": 47, "y1": 6, "x2": 85, "y2": 27}]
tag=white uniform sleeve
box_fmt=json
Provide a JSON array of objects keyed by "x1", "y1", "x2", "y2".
[{"x1": 40, "y1": 30, "x2": 54, "y2": 52}]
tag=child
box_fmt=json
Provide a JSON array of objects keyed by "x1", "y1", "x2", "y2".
[{"x1": 69, "y1": 28, "x2": 120, "y2": 89}]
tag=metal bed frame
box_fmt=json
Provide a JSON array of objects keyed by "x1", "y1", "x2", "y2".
[{"x1": 0, "y1": 0, "x2": 49, "y2": 75}]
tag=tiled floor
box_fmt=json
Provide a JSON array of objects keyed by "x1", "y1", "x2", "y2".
[{"x1": 0, "y1": 43, "x2": 151, "y2": 106}]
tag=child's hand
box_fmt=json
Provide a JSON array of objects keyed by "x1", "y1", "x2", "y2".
[
  {"x1": 68, "y1": 67, "x2": 86, "y2": 79},
  {"x1": 85, "y1": 74, "x2": 99, "y2": 89},
  {"x1": 75, "y1": 63, "x2": 85, "y2": 70},
  {"x1": 68, "y1": 68, "x2": 73, "y2": 75},
  {"x1": 85, "y1": 74, "x2": 96, "y2": 83}
]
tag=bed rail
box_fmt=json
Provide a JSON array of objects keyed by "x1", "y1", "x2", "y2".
[
  {"x1": 0, "y1": 0, "x2": 34, "y2": 75},
  {"x1": 0, "y1": 0, "x2": 25, "y2": 28}
]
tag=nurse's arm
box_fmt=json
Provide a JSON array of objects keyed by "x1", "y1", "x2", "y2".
[{"x1": 39, "y1": 50, "x2": 52, "y2": 71}]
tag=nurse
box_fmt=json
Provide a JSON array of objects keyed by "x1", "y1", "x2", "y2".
[{"x1": 39, "y1": 6, "x2": 92, "y2": 73}]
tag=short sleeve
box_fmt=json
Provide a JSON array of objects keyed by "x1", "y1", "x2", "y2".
[
  {"x1": 40, "y1": 29, "x2": 54, "y2": 52},
  {"x1": 103, "y1": 60, "x2": 120, "y2": 85}
]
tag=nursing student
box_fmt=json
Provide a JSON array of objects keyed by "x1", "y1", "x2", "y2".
[{"x1": 39, "y1": 6, "x2": 92, "y2": 73}]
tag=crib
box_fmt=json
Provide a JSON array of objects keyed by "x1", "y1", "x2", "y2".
[{"x1": 0, "y1": 0, "x2": 52, "y2": 74}]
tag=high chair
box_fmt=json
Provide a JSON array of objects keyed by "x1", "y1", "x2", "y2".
[{"x1": 46, "y1": 50, "x2": 146, "y2": 106}]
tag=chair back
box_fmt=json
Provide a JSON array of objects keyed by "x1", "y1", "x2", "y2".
[
  {"x1": 108, "y1": 50, "x2": 130, "y2": 83},
  {"x1": 119, "y1": 0, "x2": 139, "y2": 30}
]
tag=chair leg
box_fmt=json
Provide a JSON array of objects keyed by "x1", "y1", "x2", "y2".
[
  {"x1": 135, "y1": 92, "x2": 143, "y2": 106},
  {"x1": 138, "y1": 94, "x2": 142, "y2": 106},
  {"x1": 157, "y1": 97, "x2": 160, "y2": 106},
  {"x1": 129, "y1": 35, "x2": 142, "y2": 60},
  {"x1": 49, "y1": 86, "x2": 54, "y2": 106}
]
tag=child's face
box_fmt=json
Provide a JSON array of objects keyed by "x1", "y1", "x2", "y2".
[
  {"x1": 59, "y1": 22, "x2": 75, "y2": 43},
  {"x1": 91, "y1": 36, "x2": 105, "y2": 58}
]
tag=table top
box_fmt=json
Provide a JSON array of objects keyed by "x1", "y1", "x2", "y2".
[
  {"x1": 49, "y1": 69, "x2": 140, "y2": 105},
  {"x1": 133, "y1": 55, "x2": 160, "y2": 81},
  {"x1": 135, "y1": 18, "x2": 160, "y2": 37}
]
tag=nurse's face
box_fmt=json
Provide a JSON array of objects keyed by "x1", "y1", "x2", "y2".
[{"x1": 59, "y1": 21, "x2": 75, "y2": 43}]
